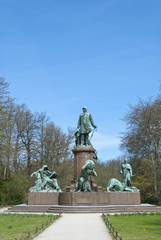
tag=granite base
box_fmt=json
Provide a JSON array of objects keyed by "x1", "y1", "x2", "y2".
[
  {"x1": 28, "y1": 192, "x2": 59, "y2": 205},
  {"x1": 28, "y1": 192, "x2": 140, "y2": 206}
]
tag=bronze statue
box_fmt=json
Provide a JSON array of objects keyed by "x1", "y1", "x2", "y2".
[
  {"x1": 106, "y1": 158, "x2": 139, "y2": 192},
  {"x1": 72, "y1": 160, "x2": 97, "y2": 192},
  {"x1": 106, "y1": 178, "x2": 139, "y2": 192},
  {"x1": 29, "y1": 165, "x2": 62, "y2": 192},
  {"x1": 75, "y1": 107, "x2": 97, "y2": 147},
  {"x1": 120, "y1": 158, "x2": 133, "y2": 187}
]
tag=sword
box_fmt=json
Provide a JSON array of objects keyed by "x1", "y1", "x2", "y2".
[{"x1": 89, "y1": 127, "x2": 97, "y2": 141}]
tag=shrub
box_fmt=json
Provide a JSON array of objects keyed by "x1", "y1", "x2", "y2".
[{"x1": 0, "y1": 174, "x2": 29, "y2": 205}]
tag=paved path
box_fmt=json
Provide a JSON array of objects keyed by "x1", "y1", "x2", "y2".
[
  {"x1": 33, "y1": 213, "x2": 112, "y2": 240},
  {"x1": 0, "y1": 207, "x2": 9, "y2": 213}
]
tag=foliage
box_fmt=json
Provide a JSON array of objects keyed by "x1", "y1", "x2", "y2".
[
  {"x1": 95, "y1": 159, "x2": 122, "y2": 189},
  {"x1": 53, "y1": 159, "x2": 74, "y2": 191},
  {"x1": 121, "y1": 96, "x2": 161, "y2": 203},
  {"x1": 0, "y1": 174, "x2": 29, "y2": 205},
  {"x1": 132, "y1": 160, "x2": 159, "y2": 204}
]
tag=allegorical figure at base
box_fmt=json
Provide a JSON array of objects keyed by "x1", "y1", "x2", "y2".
[
  {"x1": 29, "y1": 165, "x2": 62, "y2": 192},
  {"x1": 72, "y1": 160, "x2": 97, "y2": 192},
  {"x1": 120, "y1": 158, "x2": 133, "y2": 187},
  {"x1": 106, "y1": 158, "x2": 139, "y2": 192}
]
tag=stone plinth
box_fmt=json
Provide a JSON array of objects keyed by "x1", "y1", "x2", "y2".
[
  {"x1": 28, "y1": 192, "x2": 141, "y2": 206},
  {"x1": 72, "y1": 147, "x2": 95, "y2": 178},
  {"x1": 66, "y1": 146, "x2": 102, "y2": 192},
  {"x1": 28, "y1": 192, "x2": 59, "y2": 205},
  {"x1": 59, "y1": 192, "x2": 141, "y2": 206}
]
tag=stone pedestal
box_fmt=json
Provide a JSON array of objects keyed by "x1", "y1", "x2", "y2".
[
  {"x1": 28, "y1": 192, "x2": 59, "y2": 205},
  {"x1": 66, "y1": 146, "x2": 102, "y2": 192},
  {"x1": 73, "y1": 147, "x2": 95, "y2": 178},
  {"x1": 59, "y1": 192, "x2": 141, "y2": 206},
  {"x1": 28, "y1": 192, "x2": 140, "y2": 206}
]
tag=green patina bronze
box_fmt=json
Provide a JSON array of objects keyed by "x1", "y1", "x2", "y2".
[
  {"x1": 72, "y1": 160, "x2": 97, "y2": 192},
  {"x1": 29, "y1": 165, "x2": 62, "y2": 192},
  {"x1": 120, "y1": 158, "x2": 133, "y2": 187},
  {"x1": 75, "y1": 107, "x2": 97, "y2": 147},
  {"x1": 106, "y1": 158, "x2": 139, "y2": 192}
]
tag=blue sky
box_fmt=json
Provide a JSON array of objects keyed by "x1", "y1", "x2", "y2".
[{"x1": 0, "y1": 0, "x2": 161, "y2": 161}]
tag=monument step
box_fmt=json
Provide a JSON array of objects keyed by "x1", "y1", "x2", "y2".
[
  {"x1": 47, "y1": 210, "x2": 120, "y2": 213},
  {"x1": 48, "y1": 206, "x2": 119, "y2": 209},
  {"x1": 6, "y1": 204, "x2": 161, "y2": 214},
  {"x1": 47, "y1": 206, "x2": 119, "y2": 213}
]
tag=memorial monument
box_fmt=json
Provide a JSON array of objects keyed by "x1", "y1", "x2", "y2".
[{"x1": 28, "y1": 107, "x2": 141, "y2": 206}]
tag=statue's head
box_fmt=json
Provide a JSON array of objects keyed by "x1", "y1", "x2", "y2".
[
  {"x1": 42, "y1": 165, "x2": 48, "y2": 171},
  {"x1": 82, "y1": 107, "x2": 87, "y2": 113},
  {"x1": 83, "y1": 160, "x2": 95, "y2": 170},
  {"x1": 124, "y1": 158, "x2": 128, "y2": 164}
]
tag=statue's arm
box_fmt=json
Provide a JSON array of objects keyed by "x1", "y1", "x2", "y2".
[
  {"x1": 31, "y1": 171, "x2": 39, "y2": 177},
  {"x1": 130, "y1": 166, "x2": 133, "y2": 176},
  {"x1": 92, "y1": 169, "x2": 97, "y2": 177},
  {"x1": 31, "y1": 172, "x2": 35, "y2": 177},
  {"x1": 77, "y1": 115, "x2": 81, "y2": 128},
  {"x1": 82, "y1": 162, "x2": 88, "y2": 170},
  {"x1": 52, "y1": 171, "x2": 58, "y2": 178},
  {"x1": 89, "y1": 114, "x2": 97, "y2": 128},
  {"x1": 127, "y1": 164, "x2": 133, "y2": 176}
]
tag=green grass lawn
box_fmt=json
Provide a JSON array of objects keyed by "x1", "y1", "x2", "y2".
[
  {"x1": 107, "y1": 213, "x2": 161, "y2": 240},
  {"x1": 0, "y1": 214, "x2": 59, "y2": 240}
]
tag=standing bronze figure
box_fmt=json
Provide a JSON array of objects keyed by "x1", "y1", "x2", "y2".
[{"x1": 75, "y1": 107, "x2": 97, "y2": 146}]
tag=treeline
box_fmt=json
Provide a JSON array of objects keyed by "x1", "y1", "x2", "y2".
[
  {"x1": 121, "y1": 94, "x2": 161, "y2": 204},
  {"x1": 0, "y1": 78, "x2": 74, "y2": 204}
]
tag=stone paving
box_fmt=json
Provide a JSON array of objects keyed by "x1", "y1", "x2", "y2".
[{"x1": 33, "y1": 213, "x2": 112, "y2": 240}]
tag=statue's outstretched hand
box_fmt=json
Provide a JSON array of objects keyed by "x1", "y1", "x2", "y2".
[{"x1": 75, "y1": 128, "x2": 79, "y2": 133}]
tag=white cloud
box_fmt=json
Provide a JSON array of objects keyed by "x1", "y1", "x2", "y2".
[{"x1": 91, "y1": 132, "x2": 121, "y2": 150}]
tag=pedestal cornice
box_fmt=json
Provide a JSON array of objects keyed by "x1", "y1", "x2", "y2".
[{"x1": 72, "y1": 146, "x2": 96, "y2": 153}]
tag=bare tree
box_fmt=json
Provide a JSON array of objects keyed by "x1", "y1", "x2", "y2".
[
  {"x1": 43, "y1": 122, "x2": 73, "y2": 169},
  {"x1": 0, "y1": 78, "x2": 15, "y2": 179},
  {"x1": 14, "y1": 104, "x2": 39, "y2": 174},
  {"x1": 37, "y1": 112, "x2": 49, "y2": 165}
]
